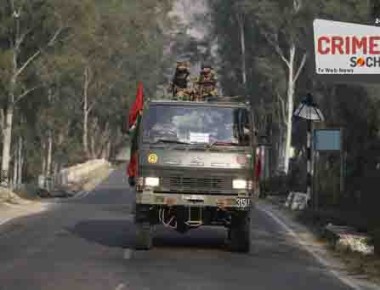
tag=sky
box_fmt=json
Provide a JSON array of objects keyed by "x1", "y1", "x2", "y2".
[
  {"x1": 168, "y1": 0, "x2": 219, "y2": 74},
  {"x1": 169, "y1": 0, "x2": 209, "y2": 40}
]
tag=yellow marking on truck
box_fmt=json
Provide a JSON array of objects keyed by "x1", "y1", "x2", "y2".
[{"x1": 147, "y1": 153, "x2": 158, "y2": 164}]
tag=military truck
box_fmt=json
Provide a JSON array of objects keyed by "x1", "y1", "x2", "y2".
[{"x1": 133, "y1": 98, "x2": 257, "y2": 252}]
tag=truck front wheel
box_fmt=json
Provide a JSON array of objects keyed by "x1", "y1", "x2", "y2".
[{"x1": 228, "y1": 212, "x2": 250, "y2": 253}]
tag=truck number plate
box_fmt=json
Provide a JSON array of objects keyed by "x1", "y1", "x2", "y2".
[
  {"x1": 237, "y1": 198, "x2": 250, "y2": 208},
  {"x1": 183, "y1": 195, "x2": 205, "y2": 202}
]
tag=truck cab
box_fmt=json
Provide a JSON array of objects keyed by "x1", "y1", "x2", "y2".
[{"x1": 134, "y1": 99, "x2": 257, "y2": 252}]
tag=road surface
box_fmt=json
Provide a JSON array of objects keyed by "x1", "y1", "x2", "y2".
[{"x1": 0, "y1": 168, "x2": 374, "y2": 290}]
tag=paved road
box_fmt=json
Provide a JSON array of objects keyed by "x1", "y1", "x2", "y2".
[{"x1": 0, "y1": 169, "x2": 371, "y2": 290}]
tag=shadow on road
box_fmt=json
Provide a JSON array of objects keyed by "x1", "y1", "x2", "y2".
[
  {"x1": 69, "y1": 219, "x2": 227, "y2": 250},
  {"x1": 153, "y1": 227, "x2": 227, "y2": 250},
  {"x1": 69, "y1": 219, "x2": 135, "y2": 248}
]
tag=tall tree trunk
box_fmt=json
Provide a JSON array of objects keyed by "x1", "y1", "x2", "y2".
[
  {"x1": 105, "y1": 140, "x2": 111, "y2": 159},
  {"x1": 90, "y1": 117, "x2": 97, "y2": 159},
  {"x1": 275, "y1": 91, "x2": 287, "y2": 171},
  {"x1": 236, "y1": 12, "x2": 247, "y2": 87},
  {"x1": 17, "y1": 136, "x2": 23, "y2": 185},
  {"x1": 53, "y1": 161, "x2": 59, "y2": 176},
  {"x1": 47, "y1": 131, "x2": 53, "y2": 176},
  {"x1": 96, "y1": 122, "x2": 110, "y2": 158},
  {"x1": 2, "y1": 14, "x2": 19, "y2": 188},
  {"x1": 12, "y1": 148, "x2": 17, "y2": 189},
  {"x1": 83, "y1": 66, "x2": 90, "y2": 158},
  {"x1": 42, "y1": 146, "x2": 46, "y2": 178},
  {"x1": 283, "y1": 44, "x2": 296, "y2": 174},
  {"x1": 1, "y1": 105, "x2": 14, "y2": 186},
  {"x1": 90, "y1": 135, "x2": 96, "y2": 159}
]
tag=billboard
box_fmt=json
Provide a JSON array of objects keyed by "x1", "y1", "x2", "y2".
[{"x1": 313, "y1": 19, "x2": 380, "y2": 83}]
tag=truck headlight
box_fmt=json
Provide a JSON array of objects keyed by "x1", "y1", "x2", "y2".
[
  {"x1": 145, "y1": 177, "x2": 159, "y2": 187},
  {"x1": 232, "y1": 179, "x2": 247, "y2": 189}
]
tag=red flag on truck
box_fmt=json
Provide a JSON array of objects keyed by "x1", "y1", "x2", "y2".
[
  {"x1": 126, "y1": 82, "x2": 144, "y2": 180},
  {"x1": 128, "y1": 81, "x2": 144, "y2": 130}
]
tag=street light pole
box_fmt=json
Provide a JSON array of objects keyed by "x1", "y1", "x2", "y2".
[{"x1": 306, "y1": 119, "x2": 312, "y2": 208}]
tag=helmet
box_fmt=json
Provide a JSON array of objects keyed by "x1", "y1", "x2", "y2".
[
  {"x1": 176, "y1": 61, "x2": 189, "y2": 70},
  {"x1": 201, "y1": 63, "x2": 212, "y2": 69}
]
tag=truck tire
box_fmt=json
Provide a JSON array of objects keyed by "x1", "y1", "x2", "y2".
[
  {"x1": 228, "y1": 213, "x2": 250, "y2": 253},
  {"x1": 135, "y1": 222, "x2": 153, "y2": 250}
]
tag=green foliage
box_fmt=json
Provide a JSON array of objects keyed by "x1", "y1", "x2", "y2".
[
  {"x1": 0, "y1": 0, "x2": 174, "y2": 178},
  {"x1": 209, "y1": 0, "x2": 380, "y2": 233}
]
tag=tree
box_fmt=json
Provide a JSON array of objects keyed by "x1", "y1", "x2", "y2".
[
  {"x1": 0, "y1": 0, "x2": 175, "y2": 193},
  {"x1": 0, "y1": 0, "x2": 91, "y2": 188}
]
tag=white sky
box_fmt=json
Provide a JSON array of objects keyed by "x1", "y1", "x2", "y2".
[
  {"x1": 169, "y1": 0, "x2": 209, "y2": 40},
  {"x1": 164, "y1": 0, "x2": 221, "y2": 94}
]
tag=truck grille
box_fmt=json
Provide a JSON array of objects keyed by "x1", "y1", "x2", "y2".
[
  {"x1": 170, "y1": 176, "x2": 223, "y2": 189},
  {"x1": 159, "y1": 175, "x2": 230, "y2": 194}
]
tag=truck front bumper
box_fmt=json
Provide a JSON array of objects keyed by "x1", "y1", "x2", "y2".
[{"x1": 135, "y1": 191, "x2": 254, "y2": 209}]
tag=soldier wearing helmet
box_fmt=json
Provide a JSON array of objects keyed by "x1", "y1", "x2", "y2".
[
  {"x1": 169, "y1": 61, "x2": 193, "y2": 101},
  {"x1": 193, "y1": 63, "x2": 218, "y2": 101}
]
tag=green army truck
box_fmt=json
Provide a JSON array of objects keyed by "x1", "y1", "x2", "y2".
[{"x1": 133, "y1": 98, "x2": 257, "y2": 252}]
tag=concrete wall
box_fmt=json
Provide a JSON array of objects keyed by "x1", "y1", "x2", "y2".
[{"x1": 39, "y1": 159, "x2": 111, "y2": 190}]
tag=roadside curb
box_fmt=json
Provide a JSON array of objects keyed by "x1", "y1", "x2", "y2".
[{"x1": 69, "y1": 165, "x2": 115, "y2": 200}]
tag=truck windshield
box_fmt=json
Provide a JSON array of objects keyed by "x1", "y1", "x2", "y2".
[{"x1": 142, "y1": 104, "x2": 251, "y2": 146}]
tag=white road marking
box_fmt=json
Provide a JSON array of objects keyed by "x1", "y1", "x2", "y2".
[
  {"x1": 259, "y1": 206, "x2": 362, "y2": 290},
  {"x1": 115, "y1": 283, "x2": 126, "y2": 290}
]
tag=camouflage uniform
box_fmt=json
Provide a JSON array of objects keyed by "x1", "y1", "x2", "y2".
[
  {"x1": 169, "y1": 61, "x2": 193, "y2": 101},
  {"x1": 193, "y1": 64, "x2": 218, "y2": 101}
]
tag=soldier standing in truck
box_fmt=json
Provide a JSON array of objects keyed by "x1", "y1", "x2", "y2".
[
  {"x1": 193, "y1": 63, "x2": 218, "y2": 101},
  {"x1": 169, "y1": 61, "x2": 193, "y2": 101}
]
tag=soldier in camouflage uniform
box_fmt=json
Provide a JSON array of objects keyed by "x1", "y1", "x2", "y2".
[
  {"x1": 169, "y1": 61, "x2": 193, "y2": 101},
  {"x1": 193, "y1": 63, "x2": 218, "y2": 101}
]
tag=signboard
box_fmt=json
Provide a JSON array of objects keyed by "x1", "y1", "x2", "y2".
[
  {"x1": 313, "y1": 19, "x2": 380, "y2": 83},
  {"x1": 189, "y1": 132, "x2": 209, "y2": 143},
  {"x1": 314, "y1": 129, "x2": 341, "y2": 151}
]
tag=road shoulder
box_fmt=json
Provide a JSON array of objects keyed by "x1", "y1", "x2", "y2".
[
  {"x1": 258, "y1": 200, "x2": 380, "y2": 290},
  {"x1": 0, "y1": 163, "x2": 115, "y2": 228}
]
